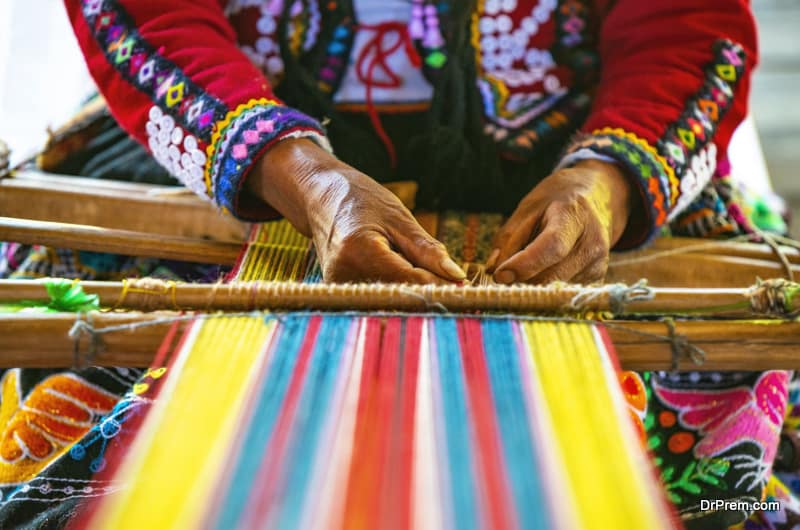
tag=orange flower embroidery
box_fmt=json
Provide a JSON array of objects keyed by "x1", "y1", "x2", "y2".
[{"x1": 0, "y1": 370, "x2": 119, "y2": 484}]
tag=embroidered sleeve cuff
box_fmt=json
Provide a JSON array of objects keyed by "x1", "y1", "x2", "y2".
[
  {"x1": 563, "y1": 128, "x2": 679, "y2": 249},
  {"x1": 204, "y1": 98, "x2": 331, "y2": 220}
]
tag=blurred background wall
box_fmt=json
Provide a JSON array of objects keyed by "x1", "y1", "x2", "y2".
[{"x1": 0, "y1": 0, "x2": 797, "y2": 230}]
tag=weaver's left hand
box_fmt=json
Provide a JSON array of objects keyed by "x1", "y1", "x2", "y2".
[{"x1": 487, "y1": 160, "x2": 633, "y2": 284}]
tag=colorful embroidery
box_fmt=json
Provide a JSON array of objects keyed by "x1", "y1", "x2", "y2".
[
  {"x1": 316, "y1": 2, "x2": 358, "y2": 94},
  {"x1": 80, "y1": 0, "x2": 227, "y2": 140},
  {"x1": 620, "y1": 371, "x2": 647, "y2": 445},
  {"x1": 145, "y1": 106, "x2": 209, "y2": 200},
  {"x1": 410, "y1": 0, "x2": 449, "y2": 75},
  {"x1": 566, "y1": 127, "x2": 675, "y2": 230},
  {"x1": 658, "y1": 40, "x2": 746, "y2": 189},
  {"x1": 0, "y1": 371, "x2": 118, "y2": 485},
  {"x1": 205, "y1": 98, "x2": 328, "y2": 212},
  {"x1": 494, "y1": 90, "x2": 592, "y2": 160},
  {"x1": 561, "y1": 40, "x2": 747, "y2": 241},
  {"x1": 643, "y1": 371, "x2": 790, "y2": 526},
  {"x1": 472, "y1": 0, "x2": 570, "y2": 132}
]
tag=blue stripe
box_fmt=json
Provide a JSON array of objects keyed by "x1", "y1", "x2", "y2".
[
  {"x1": 272, "y1": 315, "x2": 351, "y2": 529},
  {"x1": 212, "y1": 315, "x2": 310, "y2": 530},
  {"x1": 481, "y1": 319, "x2": 552, "y2": 530},
  {"x1": 433, "y1": 317, "x2": 479, "y2": 530}
]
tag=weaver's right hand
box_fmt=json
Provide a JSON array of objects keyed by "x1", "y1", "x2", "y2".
[{"x1": 246, "y1": 138, "x2": 466, "y2": 284}]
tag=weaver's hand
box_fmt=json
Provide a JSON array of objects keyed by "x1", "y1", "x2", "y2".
[
  {"x1": 487, "y1": 160, "x2": 633, "y2": 284},
  {"x1": 247, "y1": 139, "x2": 465, "y2": 284}
]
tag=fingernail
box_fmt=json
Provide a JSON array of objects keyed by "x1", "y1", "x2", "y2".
[
  {"x1": 495, "y1": 269, "x2": 516, "y2": 285},
  {"x1": 486, "y1": 249, "x2": 500, "y2": 270},
  {"x1": 440, "y1": 258, "x2": 466, "y2": 280}
]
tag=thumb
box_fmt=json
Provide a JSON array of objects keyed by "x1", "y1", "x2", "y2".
[{"x1": 389, "y1": 222, "x2": 466, "y2": 282}]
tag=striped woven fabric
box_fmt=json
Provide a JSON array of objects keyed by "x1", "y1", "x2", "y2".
[{"x1": 79, "y1": 313, "x2": 679, "y2": 530}]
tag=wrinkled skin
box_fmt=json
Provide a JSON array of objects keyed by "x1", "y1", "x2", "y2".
[
  {"x1": 248, "y1": 138, "x2": 466, "y2": 284},
  {"x1": 247, "y1": 139, "x2": 633, "y2": 284},
  {"x1": 488, "y1": 159, "x2": 634, "y2": 284}
]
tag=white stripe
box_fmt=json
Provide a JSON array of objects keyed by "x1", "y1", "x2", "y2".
[{"x1": 412, "y1": 319, "x2": 444, "y2": 530}]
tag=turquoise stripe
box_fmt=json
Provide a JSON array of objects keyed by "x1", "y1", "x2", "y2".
[
  {"x1": 433, "y1": 317, "x2": 479, "y2": 530},
  {"x1": 481, "y1": 319, "x2": 552, "y2": 530},
  {"x1": 212, "y1": 315, "x2": 310, "y2": 530},
  {"x1": 273, "y1": 315, "x2": 351, "y2": 529}
]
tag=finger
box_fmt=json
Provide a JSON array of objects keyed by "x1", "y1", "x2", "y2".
[
  {"x1": 525, "y1": 233, "x2": 605, "y2": 284},
  {"x1": 487, "y1": 203, "x2": 544, "y2": 272},
  {"x1": 571, "y1": 258, "x2": 609, "y2": 285},
  {"x1": 494, "y1": 205, "x2": 583, "y2": 284},
  {"x1": 326, "y1": 235, "x2": 449, "y2": 285},
  {"x1": 389, "y1": 222, "x2": 466, "y2": 281},
  {"x1": 525, "y1": 250, "x2": 594, "y2": 285}
]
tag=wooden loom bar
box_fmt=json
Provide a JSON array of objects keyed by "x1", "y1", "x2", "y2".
[
  {"x1": 0, "y1": 217, "x2": 241, "y2": 265},
  {"x1": 1, "y1": 223, "x2": 797, "y2": 288},
  {"x1": 1, "y1": 170, "x2": 249, "y2": 242},
  {"x1": 1, "y1": 312, "x2": 798, "y2": 370},
  {"x1": 0, "y1": 279, "x2": 795, "y2": 316}
]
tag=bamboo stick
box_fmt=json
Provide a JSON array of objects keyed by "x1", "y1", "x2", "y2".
[
  {"x1": 0, "y1": 217, "x2": 241, "y2": 265},
  {"x1": 1, "y1": 312, "x2": 798, "y2": 370},
  {"x1": 2, "y1": 171, "x2": 249, "y2": 242},
  {"x1": 0, "y1": 278, "x2": 795, "y2": 316}
]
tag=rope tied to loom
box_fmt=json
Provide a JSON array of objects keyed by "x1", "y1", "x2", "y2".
[
  {"x1": 747, "y1": 278, "x2": 800, "y2": 317},
  {"x1": 68, "y1": 313, "x2": 102, "y2": 369},
  {"x1": 569, "y1": 280, "x2": 654, "y2": 314},
  {"x1": 663, "y1": 318, "x2": 707, "y2": 371}
]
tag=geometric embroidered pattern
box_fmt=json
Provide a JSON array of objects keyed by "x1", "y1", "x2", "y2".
[
  {"x1": 79, "y1": 0, "x2": 228, "y2": 140},
  {"x1": 562, "y1": 39, "x2": 748, "y2": 246},
  {"x1": 206, "y1": 98, "x2": 328, "y2": 215},
  {"x1": 565, "y1": 127, "x2": 675, "y2": 245},
  {"x1": 656, "y1": 39, "x2": 746, "y2": 189}
]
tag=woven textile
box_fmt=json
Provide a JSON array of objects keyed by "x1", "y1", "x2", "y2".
[{"x1": 78, "y1": 314, "x2": 678, "y2": 530}]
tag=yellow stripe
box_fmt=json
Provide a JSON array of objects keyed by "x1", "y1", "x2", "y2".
[
  {"x1": 521, "y1": 321, "x2": 671, "y2": 530},
  {"x1": 89, "y1": 316, "x2": 277, "y2": 530}
]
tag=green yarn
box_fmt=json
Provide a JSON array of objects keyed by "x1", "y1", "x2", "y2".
[
  {"x1": 44, "y1": 279, "x2": 100, "y2": 312},
  {"x1": 750, "y1": 196, "x2": 788, "y2": 234},
  {"x1": 784, "y1": 281, "x2": 800, "y2": 313},
  {"x1": 0, "y1": 279, "x2": 101, "y2": 314}
]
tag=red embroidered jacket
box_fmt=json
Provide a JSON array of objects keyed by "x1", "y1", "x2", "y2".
[{"x1": 65, "y1": 0, "x2": 757, "y2": 246}]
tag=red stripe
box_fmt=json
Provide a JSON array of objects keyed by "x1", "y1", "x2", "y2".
[
  {"x1": 458, "y1": 319, "x2": 518, "y2": 530},
  {"x1": 343, "y1": 317, "x2": 406, "y2": 529},
  {"x1": 596, "y1": 324, "x2": 623, "y2": 372},
  {"x1": 373, "y1": 318, "x2": 405, "y2": 529},
  {"x1": 341, "y1": 316, "x2": 385, "y2": 530},
  {"x1": 241, "y1": 315, "x2": 322, "y2": 527},
  {"x1": 380, "y1": 317, "x2": 422, "y2": 530}
]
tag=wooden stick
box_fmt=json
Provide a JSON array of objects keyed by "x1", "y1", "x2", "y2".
[
  {"x1": 0, "y1": 278, "x2": 794, "y2": 316},
  {"x1": 0, "y1": 217, "x2": 241, "y2": 265},
  {"x1": 1, "y1": 213, "x2": 797, "y2": 286},
  {"x1": 1, "y1": 312, "x2": 798, "y2": 370},
  {"x1": 646, "y1": 236, "x2": 800, "y2": 265},
  {"x1": 2, "y1": 170, "x2": 248, "y2": 242},
  {"x1": 607, "y1": 253, "x2": 799, "y2": 288}
]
